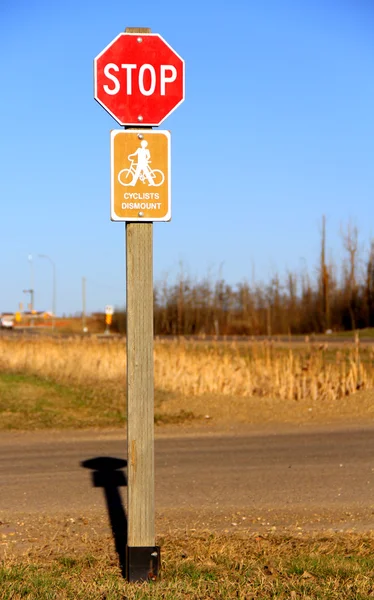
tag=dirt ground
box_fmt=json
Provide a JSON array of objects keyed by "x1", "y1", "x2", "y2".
[
  {"x1": 157, "y1": 386, "x2": 374, "y2": 429},
  {"x1": 2, "y1": 507, "x2": 373, "y2": 562}
]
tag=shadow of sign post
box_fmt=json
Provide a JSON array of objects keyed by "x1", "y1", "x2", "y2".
[{"x1": 81, "y1": 457, "x2": 128, "y2": 577}]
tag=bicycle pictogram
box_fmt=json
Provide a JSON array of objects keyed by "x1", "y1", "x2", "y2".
[{"x1": 118, "y1": 140, "x2": 165, "y2": 187}]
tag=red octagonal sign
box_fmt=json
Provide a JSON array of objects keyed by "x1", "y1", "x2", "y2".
[{"x1": 94, "y1": 33, "x2": 185, "y2": 126}]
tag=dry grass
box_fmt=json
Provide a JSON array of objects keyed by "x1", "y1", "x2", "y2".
[
  {"x1": 0, "y1": 337, "x2": 373, "y2": 402},
  {"x1": 2, "y1": 529, "x2": 374, "y2": 599}
]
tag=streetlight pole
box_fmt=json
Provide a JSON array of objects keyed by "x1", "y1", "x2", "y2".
[
  {"x1": 27, "y1": 255, "x2": 35, "y2": 326},
  {"x1": 38, "y1": 254, "x2": 56, "y2": 330},
  {"x1": 27, "y1": 254, "x2": 34, "y2": 310},
  {"x1": 23, "y1": 289, "x2": 34, "y2": 325}
]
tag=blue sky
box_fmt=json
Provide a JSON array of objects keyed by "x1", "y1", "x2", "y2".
[{"x1": 1, "y1": 0, "x2": 373, "y2": 315}]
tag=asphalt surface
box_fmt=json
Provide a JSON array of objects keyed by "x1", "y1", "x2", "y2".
[
  {"x1": 1, "y1": 427, "x2": 374, "y2": 533},
  {"x1": 0, "y1": 328, "x2": 371, "y2": 344}
]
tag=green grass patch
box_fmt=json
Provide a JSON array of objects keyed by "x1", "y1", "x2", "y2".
[
  {"x1": 0, "y1": 372, "x2": 194, "y2": 430},
  {"x1": 333, "y1": 328, "x2": 374, "y2": 338},
  {"x1": 154, "y1": 409, "x2": 197, "y2": 425},
  {"x1": 0, "y1": 372, "x2": 126, "y2": 430}
]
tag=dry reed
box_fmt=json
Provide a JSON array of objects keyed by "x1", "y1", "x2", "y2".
[
  {"x1": 1, "y1": 337, "x2": 373, "y2": 403},
  {"x1": 0, "y1": 337, "x2": 373, "y2": 402}
]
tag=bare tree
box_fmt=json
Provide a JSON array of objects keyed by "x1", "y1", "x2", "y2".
[
  {"x1": 319, "y1": 215, "x2": 330, "y2": 331},
  {"x1": 341, "y1": 221, "x2": 358, "y2": 331}
]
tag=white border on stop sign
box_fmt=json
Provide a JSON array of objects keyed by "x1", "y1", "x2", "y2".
[{"x1": 94, "y1": 32, "x2": 185, "y2": 127}]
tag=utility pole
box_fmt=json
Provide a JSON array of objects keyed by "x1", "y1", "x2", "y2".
[
  {"x1": 28, "y1": 255, "x2": 35, "y2": 325},
  {"x1": 23, "y1": 289, "x2": 34, "y2": 319},
  {"x1": 38, "y1": 255, "x2": 56, "y2": 330},
  {"x1": 82, "y1": 277, "x2": 87, "y2": 332},
  {"x1": 28, "y1": 255, "x2": 34, "y2": 311}
]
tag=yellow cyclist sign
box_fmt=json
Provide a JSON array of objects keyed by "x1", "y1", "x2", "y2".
[{"x1": 110, "y1": 129, "x2": 171, "y2": 221}]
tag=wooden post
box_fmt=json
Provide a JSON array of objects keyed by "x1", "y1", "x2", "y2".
[
  {"x1": 125, "y1": 26, "x2": 160, "y2": 582},
  {"x1": 126, "y1": 222, "x2": 154, "y2": 544}
]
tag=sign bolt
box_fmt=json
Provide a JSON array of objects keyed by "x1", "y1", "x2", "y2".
[
  {"x1": 137, "y1": 115, "x2": 143, "y2": 122},
  {"x1": 138, "y1": 211, "x2": 144, "y2": 217},
  {"x1": 137, "y1": 134, "x2": 144, "y2": 140},
  {"x1": 137, "y1": 37, "x2": 143, "y2": 43}
]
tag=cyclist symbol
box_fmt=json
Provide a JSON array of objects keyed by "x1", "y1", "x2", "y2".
[{"x1": 118, "y1": 140, "x2": 165, "y2": 187}]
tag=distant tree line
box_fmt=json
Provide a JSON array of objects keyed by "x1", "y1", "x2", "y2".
[{"x1": 111, "y1": 218, "x2": 374, "y2": 336}]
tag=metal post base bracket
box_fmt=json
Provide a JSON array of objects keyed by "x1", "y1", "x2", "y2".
[{"x1": 126, "y1": 546, "x2": 160, "y2": 582}]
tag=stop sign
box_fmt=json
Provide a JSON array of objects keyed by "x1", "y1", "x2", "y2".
[{"x1": 94, "y1": 33, "x2": 185, "y2": 126}]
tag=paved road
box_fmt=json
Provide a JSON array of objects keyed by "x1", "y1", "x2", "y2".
[
  {"x1": 0, "y1": 329, "x2": 371, "y2": 344},
  {"x1": 1, "y1": 427, "x2": 374, "y2": 532}
]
